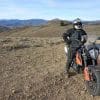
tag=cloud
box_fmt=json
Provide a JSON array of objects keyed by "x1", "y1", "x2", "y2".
[
  {"x1": 0, "y1": 0, "x2": 100, "y2": 20},
  {"x1": 43, "y1": 0, "x2": 57, "y2": 7},
  {"x1": 34, "y1": 0, "x2": 58, "y2": 7}
]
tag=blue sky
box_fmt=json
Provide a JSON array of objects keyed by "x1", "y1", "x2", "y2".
[{"x1": 0, "y1": 0, "x2": 100, "y2": 20}]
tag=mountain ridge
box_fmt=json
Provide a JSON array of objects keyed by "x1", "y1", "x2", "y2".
[
  {"x1": 0, "y1": 19, "x2": 100, "y2": 28},
  {"x1": 0, "y1": 19, "x2": 47, "y2": 28}
]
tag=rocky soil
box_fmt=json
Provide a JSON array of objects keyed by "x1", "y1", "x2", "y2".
[{"x1": 0, "y1": 36, "x2": 100, "y2": 100}]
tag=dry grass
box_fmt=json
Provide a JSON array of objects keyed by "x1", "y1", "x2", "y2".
[
  {"x1": 84, "y1": 25, "x2": 100, "y2": 35},
  {"x1": 0, "y1": 36, "x2": 100, "y2": 100},
  {"x1": 0, "y1": 37, "x2": 63, "y2": 51}
]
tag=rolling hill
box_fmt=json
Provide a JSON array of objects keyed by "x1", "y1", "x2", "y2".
[
  {"x1": 0, "y1": 19, "x2": 72, "y2": 37},
  {"x1": 0, "y1": 26, "x2": 11, "y2": 32},
  {"x1": 0, "y1": 19, "x2": 100, "y2": 38}
]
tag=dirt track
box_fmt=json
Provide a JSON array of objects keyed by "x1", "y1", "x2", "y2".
[{"x1": 0, "y1": 37, "x2": 100, "y2": 100}]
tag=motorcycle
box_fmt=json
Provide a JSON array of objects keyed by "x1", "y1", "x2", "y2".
[{"x1": 64, "y1": 39, "x2": 100, "y2": 96}]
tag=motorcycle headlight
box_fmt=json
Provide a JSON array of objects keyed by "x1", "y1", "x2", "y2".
[
  {"x1": 64, "y1": 46, "x2": 68, "y2": 54},
  {"x1": 89, "y1": 49, "x2": 99, "y2": 59}
]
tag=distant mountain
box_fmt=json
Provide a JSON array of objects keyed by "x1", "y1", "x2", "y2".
[
  {"x1": 49, "y1": 19, "x2": 100, "y2": 25},
  {"x1": 0, "y1": 19, "x2": 100, "y2": 28},
  {"x1": 83, "y1": 20, "x2": 100, "y2": 25},
  {"x1": 0, "y1": 19, "x2": 47, "y2": 28}
]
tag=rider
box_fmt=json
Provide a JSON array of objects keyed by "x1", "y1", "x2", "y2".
[{"x1": 63, "y1": 18, "x2": 88, "y2": 78}]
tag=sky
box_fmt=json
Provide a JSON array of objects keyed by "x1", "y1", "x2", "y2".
[{"x1": 0, "y1": 0, "x2": 100, "y2": 20}]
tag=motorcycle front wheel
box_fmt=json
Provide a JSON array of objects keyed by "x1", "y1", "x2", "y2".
[{"x1": 85, "y1": 67, "x2": 100, "y2": 96}]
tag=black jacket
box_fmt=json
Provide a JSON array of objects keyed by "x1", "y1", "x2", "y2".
[{"x1": 63, "y1": 28, "x2": 87, "y2": 46}]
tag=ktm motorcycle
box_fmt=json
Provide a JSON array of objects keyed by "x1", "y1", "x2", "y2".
[{"x1": 64, "y1": 39, "x2": 100, "y2": 96}]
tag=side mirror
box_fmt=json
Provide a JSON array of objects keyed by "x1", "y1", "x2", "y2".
[{"x1": 89, "y1": 40, "x2": 96, "y2": 44}]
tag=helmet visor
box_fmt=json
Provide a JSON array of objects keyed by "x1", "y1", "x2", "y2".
[{"x1": 74, "y1": 22, "x2": 82, "y2": 26}]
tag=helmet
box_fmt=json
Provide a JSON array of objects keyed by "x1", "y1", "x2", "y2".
[{"x1": 73, "y1": 18, "x2": 82, "y2": 29}]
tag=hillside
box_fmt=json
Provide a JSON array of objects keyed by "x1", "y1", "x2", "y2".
[
  {"x1": 0, "y1": 21, "x2": 100, "y2": 38},
  {"x1": 0, "y1": 36, "x2": 100, "y2": 100},
  {"x1": 0, "y1": 26, "x2": 11, "y2": 32},
  {"x1": 0, "y1": 19, "x2": 100, "y2": 38},
  {"x1": 0, "y1": 20, "x2": 72, "y2": 37}
]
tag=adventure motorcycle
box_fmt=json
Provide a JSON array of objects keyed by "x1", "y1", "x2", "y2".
[{"x1": 64, "y1": 39, "x2": 100, "y2": 96}]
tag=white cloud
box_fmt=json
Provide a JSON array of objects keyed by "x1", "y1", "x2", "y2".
[
  {"x1": 42, "y1": 0, "x2": 57, "y2": 7},
  {"x1": 33, "y1": 0, "x2": 58, "y2": 7}
]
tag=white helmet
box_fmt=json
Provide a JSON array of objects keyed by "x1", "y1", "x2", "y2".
[{"x1": 73, "y1": 18, "x2": 82, "y2": 29}]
